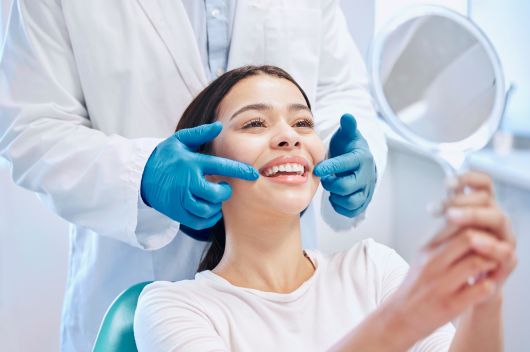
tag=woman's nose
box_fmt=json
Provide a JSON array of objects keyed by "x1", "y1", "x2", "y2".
[{"x1": 270, "y1": 125, "x2": 301, "y2": 150}]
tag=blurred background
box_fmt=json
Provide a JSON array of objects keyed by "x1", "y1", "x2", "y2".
[{"x1": 1, "y1": 0, "x2": 528, "y2": 351}]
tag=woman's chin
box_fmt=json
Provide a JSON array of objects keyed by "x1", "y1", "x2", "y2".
[
  {"x1": 260, "y1": 193, "x2": 312, "y2": 216},
  {"x1": 261, "y1": 179, "x2": 317, "y2": 210},
  {"x1": 228, "y1": 179, "x2": 316, "y2": 216}
]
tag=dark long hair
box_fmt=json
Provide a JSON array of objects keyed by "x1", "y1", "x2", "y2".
[{"x1": 175, "y1": 65, "x2": 311, "y2": 272}]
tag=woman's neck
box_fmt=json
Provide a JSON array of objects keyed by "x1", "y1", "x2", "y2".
[{"x1": 212, "y1": 205, "x2": 315, "y2": 293}]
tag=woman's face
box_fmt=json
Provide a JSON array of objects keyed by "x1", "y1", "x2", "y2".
[{"x1": 211, "y1": 74, "x2": 325, "y2": 216}]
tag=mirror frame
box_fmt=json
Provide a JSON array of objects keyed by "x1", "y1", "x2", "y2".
[{"x1": 369, "y1": 6, "x2": 506, "y2": 154}]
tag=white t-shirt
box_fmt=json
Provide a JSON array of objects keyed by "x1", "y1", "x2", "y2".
[{"x1": 134, "y1": 239, "x2": 455, "y2": 351}]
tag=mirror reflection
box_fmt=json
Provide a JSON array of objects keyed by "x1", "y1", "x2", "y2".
[{"x1": 380, "y1": 15, "x2": 497, "y2": 144}]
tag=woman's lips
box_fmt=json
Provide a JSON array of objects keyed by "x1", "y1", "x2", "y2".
[
  {"x1": 258, "y1": 155, "x2": 310, "y2": 185},
  {"x1": 265, "y1": 172, "x2": 308, "y2": 185}
]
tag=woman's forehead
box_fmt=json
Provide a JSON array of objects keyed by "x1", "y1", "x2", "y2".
[{"x1": 218, "y1": 75, "x2": 309, "y2": 119}]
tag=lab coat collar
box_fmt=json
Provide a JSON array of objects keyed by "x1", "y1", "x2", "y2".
[{"x1": 136, "y1": 0, "x2": 209, "y2": 95}]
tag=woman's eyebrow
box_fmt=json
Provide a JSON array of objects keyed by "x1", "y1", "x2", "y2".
[
  {"x1": 230, "y1": 103, "x2": 272, "y2": 120},
  {"x1": 288, "y1": 103, "x2": 312, "y2": 114},
  {"x1": 230, "y1": 103, "x2": 311, "y2": 120}
]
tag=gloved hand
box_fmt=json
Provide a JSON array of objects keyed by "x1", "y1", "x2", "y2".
[
  {"x1": 141, "y1": 122, "x2": 259, "y2": 230},
  {"x1": 313, "y1": 113, "x2": 377, "y2": 218}
]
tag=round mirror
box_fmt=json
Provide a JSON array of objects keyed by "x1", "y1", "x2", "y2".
[{"x1": 369, "y1": 6, "x2": 506, "y2": 174}]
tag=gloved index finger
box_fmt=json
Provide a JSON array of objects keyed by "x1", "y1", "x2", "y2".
[
  {"x1": 200, "y1": 154, "x2": 259, "y2": 181},
  {"x1": 313, "y1": 152, "x2": 361, "y2": 177}
]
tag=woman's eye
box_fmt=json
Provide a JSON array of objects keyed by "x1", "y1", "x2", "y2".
[
  {"x1": 242, "y1": 118, "x2": 267, "y2": 129},
  {"x1": 293, "y1": 118, "x2": 314, "y2": 128}
]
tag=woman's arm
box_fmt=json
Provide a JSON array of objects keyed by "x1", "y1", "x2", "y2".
[
  {"x1": 444, "y1": 172, "x2": 517, "y2": 352},
  {"x1": 449, "y1": 294, "x2": 503, "y2": 352},
  {"x1": 334, "y1": 297, "x2": 505, "y2": 352},
  {"x1": 328, "y1": 299, "x2": 421, "y2": 352},
  {"x1": 330, "y1": 172, "x2": 517, "y2": 352}
]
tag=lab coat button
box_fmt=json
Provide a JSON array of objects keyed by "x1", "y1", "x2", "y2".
[
  {"x1": 211, "y1": 8, "x2": 220, "y2": 18},
  {"x1": 216, "y1": 68, "x2": 225, "y2": 77}
]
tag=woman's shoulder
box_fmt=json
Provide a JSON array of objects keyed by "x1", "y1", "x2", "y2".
[
  {"x1": 135, "y1": 278, "x2": 221, "y2": 329},
  {"x1": 134, "y1": 279, "x2": 228, "y2": 351},
  {"x1": 138, "y1": 278, "x2": 211, "y2": 309},
  {"x1": 325, "y1": 238, "x2": 402, "y2": 267},
  {"x1": 141, "y1": 279, "x2": 198, "y2": 295},
  {"x1": 320, "y1": 238, "x2": 409, "y2": 283}
]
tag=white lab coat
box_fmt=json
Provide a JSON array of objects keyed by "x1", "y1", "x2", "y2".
[{"x1": 0, "y1": 0, "x2": 387, "y2": 350}]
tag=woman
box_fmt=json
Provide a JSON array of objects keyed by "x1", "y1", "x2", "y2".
[{"x1": 134, "y1": 66, "x2": 517, "y2": 351}]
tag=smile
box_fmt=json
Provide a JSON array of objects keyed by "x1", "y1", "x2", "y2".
[
  {"x1": 263, "y1": 163, "x2": 305, "y2": 177},
  {"x1": 259, "y1": 156, "x2": 310, "y2": 185}
]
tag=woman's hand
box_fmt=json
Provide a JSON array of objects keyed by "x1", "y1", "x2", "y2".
[
  {"x1": 432, "y1": 172, "x2": 517, "y2": 303},
  {"x1": 383, "y1": 171, "x2": 517, "y2": 342},
  {"x1": 443, "y1": 172, "x2": 517, "y2": 302}
]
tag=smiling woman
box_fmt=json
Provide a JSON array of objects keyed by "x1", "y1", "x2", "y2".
[
  {"x1": 175, "y1": 65, "x2": 325, "y2": 273},
  {"x1": 133, "y1": 65, "x2": 516, "y2": 352}
]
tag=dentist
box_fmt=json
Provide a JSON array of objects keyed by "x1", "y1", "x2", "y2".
[{"x1": 0, "y1": 1, "x2": 386, "y2": 351}]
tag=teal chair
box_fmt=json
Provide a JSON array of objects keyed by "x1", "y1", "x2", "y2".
[{"x1": 93, "y1": 281, "x2": 153, "y2": 352}]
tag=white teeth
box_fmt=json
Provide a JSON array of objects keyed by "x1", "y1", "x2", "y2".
[
  {"x1": 278, "y1": 164, "x2": 290, "y2": 172},
  {"x1": 263, "y1": 163, "x2": 305, "y2": 176}
]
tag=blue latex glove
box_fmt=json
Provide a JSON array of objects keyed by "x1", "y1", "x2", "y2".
[
  {"x1": 141, "y1": 122, "x2": 259, "y2": 230},
  {"x1": 313, "y1": 114, "x2": 377, "y2": 218}
]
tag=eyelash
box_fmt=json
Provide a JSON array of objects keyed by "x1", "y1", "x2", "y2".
[
  {"x1": 241, "y1": 118, "x2": 314, "y2": 129},
  {"x1": 293, "y1": 118, "x2": 314, "y2": 128},
  {"x1": 242, "y1": 117, "x2": 267, "y2": 129}
]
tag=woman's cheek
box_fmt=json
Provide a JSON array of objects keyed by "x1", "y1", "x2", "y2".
[
  {"x1": 217, "y1": 134, "x2": 265, "y2": 166},
  {"x1": 310, "y1": 136, "x2": 327, "y2": 165},
  {"x1": 208, "y1": 134, "x2": 264, "y2": 186}
]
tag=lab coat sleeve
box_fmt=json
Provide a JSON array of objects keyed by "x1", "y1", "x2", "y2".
[
  {"x1": 314, "y1": 0, "x2": 388, "y2": 229},
  {"x1": 0, "y1": 1, "x2": 179, "y2": 249}
]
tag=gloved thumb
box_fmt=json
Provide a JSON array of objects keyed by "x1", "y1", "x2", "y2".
[
  {"x1": 335, "y1": 114, "x2": 359, "y2": 141},
  {"x1": 175, "y1": 122, "x2": 223, "y2": 150}
]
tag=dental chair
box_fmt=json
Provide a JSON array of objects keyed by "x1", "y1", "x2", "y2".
[{"x1": 92, "y1": 281, "x2": 152, "y2": 352}]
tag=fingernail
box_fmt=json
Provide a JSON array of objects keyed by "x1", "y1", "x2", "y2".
[
  {"x1": 447, "y1": 207, "x2": 465, "y2": 220},
  {"x1": 472, "y1": 235, "x2": 490, "y2": 249},
  {"x1": 445, "y1": 176, "x2": 459, "y2": 190},
  {"x1": 427, "y1": 201, "x2": 444, "y2": 216}
]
